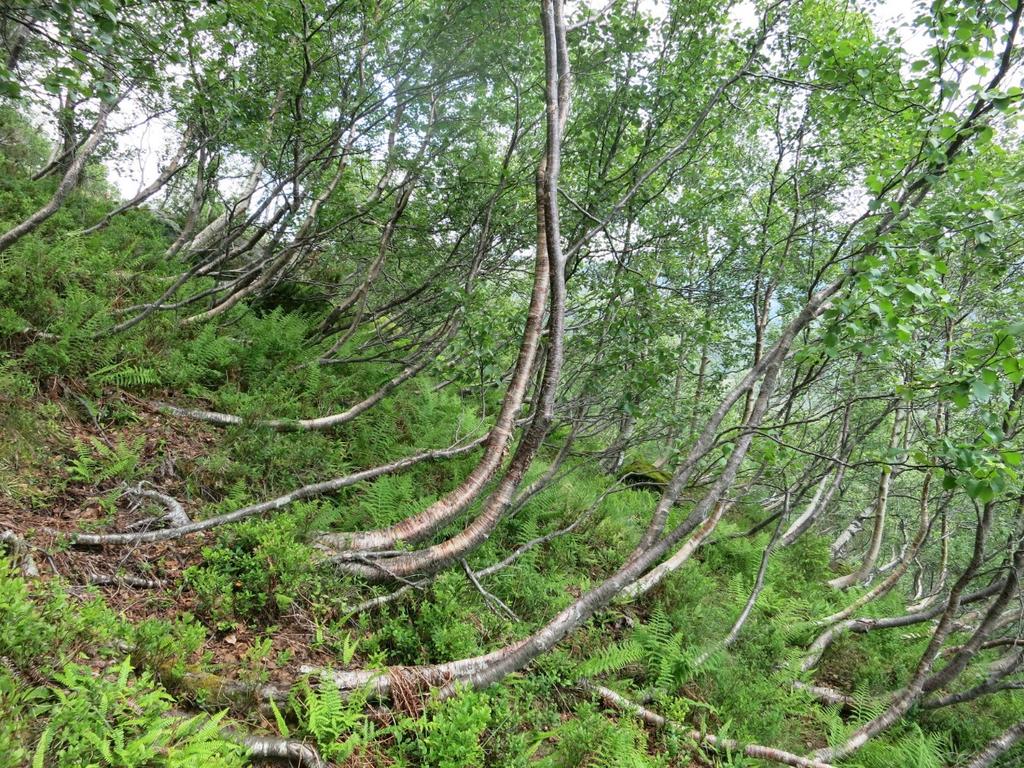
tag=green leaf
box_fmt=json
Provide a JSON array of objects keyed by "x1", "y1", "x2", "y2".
[
  {"x1": 268, "y1": 698, "x2": 290, "y2": 738},
  {"x1": 971, "y1": 378, "x2": 992, "y2": 403},
  {"x1": 0, "y1": 79, "x2": 20, "y2": 98},
  {"x1": 1001, "y1": 451, "x2": 1022, "y2": 467},
  {"x1": 32, "y1": 726, "x2": 53, "y2": 768}
]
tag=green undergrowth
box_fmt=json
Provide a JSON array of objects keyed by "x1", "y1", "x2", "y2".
[
  {"x1": 2, "y1": 124, "x2": 1023, "y2": 767},
  {"x1": 0, "y1": 558, "x2": 246, "y2": 768}
]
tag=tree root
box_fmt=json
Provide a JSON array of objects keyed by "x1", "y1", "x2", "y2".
[
  {"x1": 53, "y1": 434, "x2": 488, "y2": 546},
  {"x1": 580, "y1": 680, "x2": 836, "y2": 768},
  {"x1": 0, "y1": 529, "x2": 40, "y2": 577},
  {"x1": 124, "y1": 482, "x2": 191, "y2": 529},
  {"x1": 235, "y1": 733, "x2": 324, "y2": 767},
  {"x1": 169, "y1": 708, "x2": 325, "y2": 768},
  {"x1": 87, "y1": 573, "x2": 167, "y2": 589}
]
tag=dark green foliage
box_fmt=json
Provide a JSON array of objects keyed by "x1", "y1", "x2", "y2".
[
  {"x1": 184, "y1": 512, "x2": 342, "y2": 627},
  {"x1": 538, "y1": 701, "x2": 657, "y2": 767},
  {"x1": 0, "y1": 560, "x2": 244, "y2": 767},
  {"x1": 3, "y1": 13, "x2": 1024, "y2": 765}
]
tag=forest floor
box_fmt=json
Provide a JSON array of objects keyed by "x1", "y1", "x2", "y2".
[
  {"x1": 0, "y1": 389, "x2": 341, "y2": 686},
  {"x1": 3, "y1": 349, "x2": 1016, "y2": 767},
  {"x1": 0, "y1": 183, "x2": 1018, "y2": 767}
]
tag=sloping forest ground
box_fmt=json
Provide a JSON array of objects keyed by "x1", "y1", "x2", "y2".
[
  {"x1": 4, "y1": 0, "x2": 1024, "y2": 766},
  {"x1": 1, "y1": 109, "x2": 1022, "y2": 768}
]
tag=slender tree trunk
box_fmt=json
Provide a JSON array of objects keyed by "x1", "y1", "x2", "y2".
[
  {"x1": 815, "y1": 472, "x2": 932, "y2": 627},
  {"x1": 81, "y1": 126, "x2": 197, "y2": 235},
  {"x1": 829, "y1": 409, "x2": 903, "y2": 589},
  {"x1": 0, "y1": 96, "x2": 118, "y2": 253},
  {"x1": 318, "y1": 172, "x2": 551, "y2": 552},
  {"x1": 582, "y1": 681, "x2": 836, "y2": 768},
  {"x1": 830, "y1": 505, "x2": 872, "y2": 560},
  {"x1": 654, "y1": 338, "x2": 690, "y2": 468},
  {"x1": 3, "y1": 17, "x2": 28, "y2": 72},
  {"x1": 181, "y1": 159, "x2": 264, "y2": 259},
  {"x1": 602, "y1": 411, "x2": 635, "y2": 473},
  {"x1": 811, "y1": 498, "x2": 999, "y2": 763},
  {"x1": 327, "y1": 0, "x2": 573, "y2": 577}
]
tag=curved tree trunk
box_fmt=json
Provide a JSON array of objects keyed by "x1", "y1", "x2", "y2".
[
  {"x1": 324, "y1": 0, "x2": 573, "y2": 576},
  {"x1": 0, "y1": 95, "x2": 118, "y2": 253},
  {"x1": 316, "y1": 171, "x2": 552, "y2": 553},
  {"x1": 961, "y1": 720, "x2": 1024, "y2": 768},
  {"x1": 810, "y1": 497, "x2": 1003, "y2": 763},
  {"x1": 80, "y1": 126, "x2": 198, "y2": 235},
  {"x1": 814, "y1": 472, "x2": 932, "y2": 627},
  {"x1": 828, "y1": 408, "x2": 903, "y2": 589}
]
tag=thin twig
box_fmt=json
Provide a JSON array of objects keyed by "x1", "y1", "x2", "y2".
[{"x1": 461, "y1": 559, "x2": 520, "y2": 621}]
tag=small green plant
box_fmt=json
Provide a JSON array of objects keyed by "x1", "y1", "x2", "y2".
[
  {"x1": 539, "y1": 701, "x2": 652, "y2": 768},
  {"x1": 579, "y1": 605, "x2": 690, "y2": 695},
  {"x1": 184, "y1": 516, "x2": 327, "y2": 627},
  {"x1": 312, "y1": 622, "x2": 360, "y2": 665},
  {"x1": 338, "y1": 632, "x2": 359, "y2": 666},
  {"x1": 290, "y1": 674, "x2": 374, "y2": 761},
  {"x1": 66, "y1": 436, "x2": 144, "y2": 485},
  {"x1": 239, "y1": 636, "x2": 274, "y2": 685},
  {"x1": 0, "y1": 667, "x2": 46, "y2": 768},
  {"x1": 87, "y1": 360, "x2": 160, "y2": 390},
  {"x1": 415, "y1": 686, "x2": 492, "y2": 768},
  {"x1": 132, "y1": 614, "x2": 207, "y2": 678},
  {"x1": 0, "y1": 560, "x2": 56, "y2": 667},
  {"x1": 31, "y1": 659, "x2": 245, "y2": 768}
]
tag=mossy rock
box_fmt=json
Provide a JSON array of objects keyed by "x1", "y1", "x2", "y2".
[
  {"x1": 618, "y1": 459, "x2": 672, "y2": 491},
  {"x1": 250, "y1": 280, "x2": 331, "y2": 317}
]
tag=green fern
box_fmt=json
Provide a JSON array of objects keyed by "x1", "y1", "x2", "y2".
[
  {"x1": 578, "y1": 638, "x2": 645, "y2": 678},
  {"x1": 66, "y1": 439, "x2": 100, "y2": 483},
  {"x1": 725, "y1": 571, "x2": 750, "y2": 608},
  {"x1": 353, "y1": 474, "x2": 421, "y2": 529},
  {"x1": 88, "y1": 361, "x2": 159, "y2": 389},
  {"x1": 856, "y1": 725, "x2": 951, "y2": 768},
  {"x1": 542, "y1": 702, "x2": 655, "y2": 768},
  {"x1": 32, "y1": 658, "x2": 244, "y2": 767},
  {"x1": 850, "y1": 685, "x2": 887, "y2": 724},
  {"x1": 580, "y1": 606, "x2": 693, "y2": 696},
  {"x1": 31, "y1": 724, "x2": 52, "y2": 768},
  {"x1": 268, "y1": 698, "x2": 290, "y2": 739},
  {"x1": 66, "y1": 437, "x2": 144, "y2": 485},
  {"x1": 291, "y1": 674, "x2": 373, "y2": 761}
]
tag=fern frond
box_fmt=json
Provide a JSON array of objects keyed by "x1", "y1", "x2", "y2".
[
  {"x1": 89, "y1": 361, "x2": 159, "y2": 389},
  {"x1": 579, "y1": 639, "x2": 644, "y2": 678}
]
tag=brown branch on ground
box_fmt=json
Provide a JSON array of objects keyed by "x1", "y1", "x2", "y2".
[
  {"x1": 123, "y1": 482, "x2": 191, "y2": 529},
  {"x1": 48, "y1": 432, "x2": 489, "y2": 546},
  {"x1": 86, "y1": 573, "x2": 166, "y2": 589}
]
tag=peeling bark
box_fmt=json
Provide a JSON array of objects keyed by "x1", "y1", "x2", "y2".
[{"x1": 57, "y1": 433, "x2": 489, "y2": 546}]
